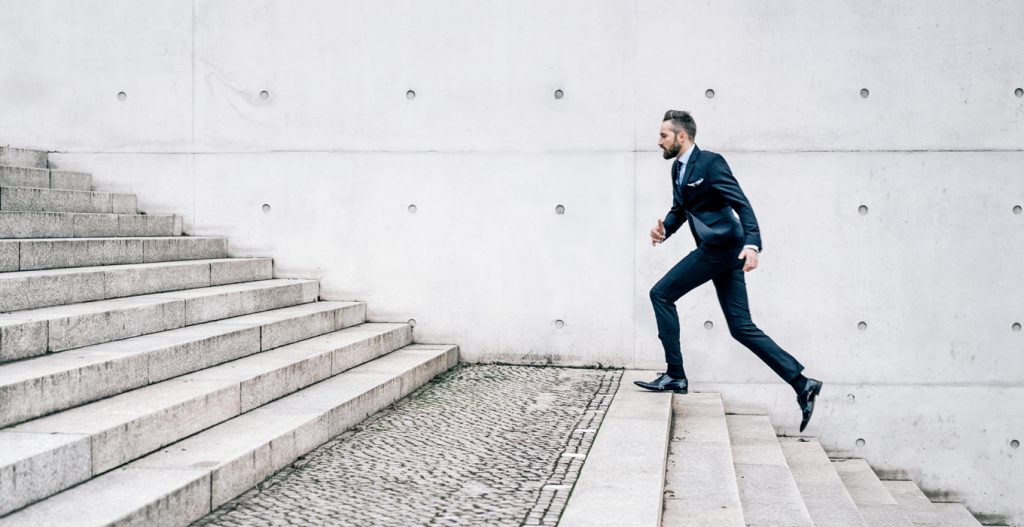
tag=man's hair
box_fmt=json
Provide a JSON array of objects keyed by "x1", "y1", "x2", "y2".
[{"x1": 663, "y1": 110, "x2": 697, "y2": 141}]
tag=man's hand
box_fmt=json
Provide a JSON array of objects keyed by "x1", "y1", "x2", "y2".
[
  {"x1": 738, "y1": 247, "x2": 759, "y2": 272},
  {"x1": 650, "y1": 219, "x2": 666, "y2": 246}
]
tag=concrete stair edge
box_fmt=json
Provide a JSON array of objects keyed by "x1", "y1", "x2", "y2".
[
  {"x1": 0, "y1": 166, "x2": 91, "y2": 192},
  {"x1": 0, "y1": 186, "x2": 136, "y2": 215},
  {"x1": 0, "y1": 322, "x2": 414, "y2": 517},
  {"x1": 832, "y1": 458, "x2": 914, "y2": 527},
  {"x1": 0, "y1": 211, "x2": 183, "y2": 239},
  {"x1": 779, "y1": 438, "x2": 867, "y2": 527},
  {"x1": 0, "y1": 344, "x2": 460, "y2": 527},
  {"x1": 0, "y1": 236, "x2": 229, "y2": 272},
  {"x1": 882, "y1": 480, "x2": 983, "y2": 527},
  {"x1": 0, "y1": 148, "x2": 48, "y2": 170}
]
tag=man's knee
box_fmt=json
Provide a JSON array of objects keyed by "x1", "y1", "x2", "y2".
[
  {"x1": 727, "y1": 320, "x2": 759, "y2": 341},
  {"x1": 650, "y1": 284, "x2": 669, "y2": 304}
]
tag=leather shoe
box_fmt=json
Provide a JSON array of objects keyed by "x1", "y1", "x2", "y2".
[
  {"x1": 634, "y1": 373, "x2": 688, "y2": 394},
  {"x1": 797, "y1": 378, "x2": 823, "y2": 432}
]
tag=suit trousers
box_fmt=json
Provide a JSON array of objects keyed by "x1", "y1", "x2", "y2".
[{"x1": 649, "y1": 241, "x2": 804, "y2": 382}]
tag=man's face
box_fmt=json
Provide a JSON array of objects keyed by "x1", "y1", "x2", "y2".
[{"x1": 658, "y1": 121, "x2": 686, "y2": 159}]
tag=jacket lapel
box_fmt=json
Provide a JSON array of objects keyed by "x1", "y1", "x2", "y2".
[{"x1": 680, "y1": 146, "x2": 701, "y2": 205}]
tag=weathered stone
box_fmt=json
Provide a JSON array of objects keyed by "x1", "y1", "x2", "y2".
[{"x1": 47, "y1": 170, "x2": 91, "y2": 191}]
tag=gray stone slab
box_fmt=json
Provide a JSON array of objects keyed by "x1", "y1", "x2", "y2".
[
  {"x1": 0, "y1": 146, "x2": 48, "y2": 168},
  {"x1": 131, "y1": 214, "x2": 177, "y2": 237},
  {"x1": 0, "y1": 467, "x2": 211, "y2": 527},
  {"x1": 47, "y1": 170, "x2": 91, "y2": 191},
  {"x1": 150, "y1": 279, "x2": 318, "y2": 326},
  {"x1": 780, "y1": 440, "x2": 866, "y2": 527},
  {"x1": 0, "y1": 266, "x2": 106, "y2": 312},
  {"x1": 0, "y1": 166, "x2": 50, "y2": 189},
  {"x1": 726, "y1": 414, "x2": 789, "y2": 466},
  {"x1": 46, "y1": 297, "x2": 186, "y2": 352},
  {"x1": 218, "y1": 301, "x2": 364, "y2": 351},
  {"x1": 0, "y1": 211, "x2": 73, "y2": 238},
  {"x1": 833, "y1": 459, "x2": 913, "y2": 527},
  {"x1": 210, "y1": 257, "x2": 273, "y2": 285},
  {"x1": 0, "y1": 186, "x2": 112, "y2": 213},
  {"x1": 142, "y1": 237, "x2": 227, "y2": 263},
  {"x1": 559, "y1": 370, "x2": 672, "y2": 527},
  {"x1": 0, "y1": 317, "x2": 48, "y2": 362},
  {"x1": 883, "y1": 481, "x2": 982, "y2": 527},
  {"x1": 141, "y1": 325, "x2": 262, "y2": 383},
  {"x1": 71, "y1": 213, "x2": 119, "y2": 237},
  {"x1": 0, "y1": 241, "x2": 17, "y2": 272},
  {"x1": 18, "y1": 238, "x2": 145, "y2": 270},
  {"x1": 0, "y1": 431, "x2": 90, "y2": 516},
  {"x1": 103, "y1": 259, "x2": 214, "y2": 298},
  {"x1": 110, "y1": 193, "x2": 136, "y2": 214}
]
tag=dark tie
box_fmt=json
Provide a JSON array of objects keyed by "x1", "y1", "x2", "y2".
[{"x1": 672, "y1": 159, "x2": 683, "y2": 189}]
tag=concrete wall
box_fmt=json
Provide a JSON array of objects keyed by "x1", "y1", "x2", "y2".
[{"x1": 2, "y1": 1, "x2": 1022, "y2": 523}]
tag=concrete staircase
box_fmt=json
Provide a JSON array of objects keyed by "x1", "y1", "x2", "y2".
[
  {"x1": 560, "y1": 372, "x2": 996, "y2": 527},
  {"x1": 0, "y1": 146, "x2": 459, "y2": 526}
]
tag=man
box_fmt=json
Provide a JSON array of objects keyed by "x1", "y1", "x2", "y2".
[{"x1": 635, "y1": 110, "x2": 822, "y2": 432}]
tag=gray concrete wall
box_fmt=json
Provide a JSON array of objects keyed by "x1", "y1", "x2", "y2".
[{"x1": 2, "y1": 1, "x2": 1022, "y2": 523}]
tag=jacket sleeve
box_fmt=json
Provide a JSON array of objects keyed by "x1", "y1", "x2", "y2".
[
  {"x1": 708, "y1": 154, "x2": 762, "y2": 250},
  {"x1": 662, "y1": 196, "x2": 686, "y2": 239}
]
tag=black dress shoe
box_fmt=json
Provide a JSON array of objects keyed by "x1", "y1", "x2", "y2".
[
  {"x1": 797, "y1": 378, "x2": 823, "y2": 432},
  {"x1": 634, "y1": 373, "x2": 688, "y2": 394}
]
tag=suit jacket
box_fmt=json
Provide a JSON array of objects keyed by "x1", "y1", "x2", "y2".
[{"x1": 662, "y1": 146, "x2": 763, "y2": 250}]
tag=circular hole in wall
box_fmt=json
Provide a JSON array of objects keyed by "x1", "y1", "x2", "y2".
[
  {"x1": 555, "y1": 204, "x2": 565, "y2": 215},
  {"x1": 1012, "y1": 439, "x2": 1020, "y2": 449},
  {"x1": 406, "y1": 90, "x2": 416, "y2": 100},
  {"x1": 860, "y1": 88, "x2": 870, "y2": 99},
  {"x1": 408, "y1": 204, "x2": 417, "y2": 214},
  {"x1": 1013, "y1": 322, "x2": 1022, "y2": 332},
  {"x1": 1014, "y1": 205, "x2": 1022, "y2": 215},
  {"x1": 704, "y1": 320, "x2": 714, "y2": 329},
  {"x1": 554, "y1": 89, "x2": 564, "y2": 100},
  {"x1": 858, "y1": 321, "x2": 867, "y2": 331},
  {"x1": 1016, "y1": 88, "x2": 1023, "y2": 98},
  {"x1": 555, "y1": 320, "x2": 565, "y2": 329},
  {"x1": 117, "y1": 91, "x2": 127, "y2": 102},
  {"x1": 856, "y1": 438, "x2": 866, "y2": 447},
  {"x1": 858, "y1": 205, "x2": 869, "y2": 216},
  {"x1": 259, "y1": 90, "x2": 270, "y2": 100},
  {"x1": 846, "y1": 393, "x2": 856, "y2": 403},
  {"x1": 705, "y1": 89, "x2": 715, "y2": 99},
  {"x1": 261, "y1": 204, "x2": 271, "y2": 213},
  {"x1": 408, "y1": 318, "x2": 417, "y2": 327}
]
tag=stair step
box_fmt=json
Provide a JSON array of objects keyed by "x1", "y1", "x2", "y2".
[
  {"x1": 0, "y1": 236, "x2": 227, "y2": 272},
  {"x1": 559, "y1": 370, "x2": 672, "y2": 527},
  {"x1": 832, "y1": 459, "x2": 913, "y2": 527},
  {"x1": 0, "y1": 166, "x2": 90, "y2": 192},
  {"x1": 0, "y1": 322, "x2": 412, "y2": 516},
  {"x1": 0, "y1": 301, "x2": 366, "y2": 427},
  {"x1": 780, "y1": 439, "x2": 867, "y2": 527},
  {"x1": 882, "y1": 481, "x2": 982, "y2": 527},
  {"x1": 0, "y1": 186, "x2": 135, "y2": 214},
  {"x1": 726, "y1": 414, "x2": 813, "y2": 526},
  {"x1": 0, "y1": 279, "x2": 318, "y2": 363},
  {"x1": 0, "y1": 147, "x2": 47, "y2": 169},
  {"x1": 0, "y1": 257, "x2": 272, "y2": 312},
  {"x1": 662, "y1": 393, "x2": 744, "y2": 526},
  {"x1": 0, "y1": 211, "x2": 180, "y2": 238},
  {"x1": 0, "y1": 344, "x2": 458, "y2": 526}
]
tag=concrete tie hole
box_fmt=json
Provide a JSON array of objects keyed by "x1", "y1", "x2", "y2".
[
  {"x1": 117, "y1": 91, "x2": 127, "y2": 102},
  {"x1": 856, "y1": 438, "x2": 866, "y2": 448},
  {"x1": 1014, "y1": 205, "x2": 1022, "y2": 215},
  {"x1": 555, "y1": 204, "x2": 565, "y2": 215},
  {"x1": 261, "y1": 204, "x2": 271, "y2": 213},
  {"x1": 860, "y1": 88, "x2": 870, "y2": 99},
  {"x1": 1016, "y1": 88, "x2": 1023, "y2": 98},
  {"x1": 704, "y1": 320, "x2": 714, "y2": 329},
  {"x1": 555, "y1": 320, "x2": 565, "y2": 329},
  {"x1": 406, "y1": 90, "x2": 416, "y2": 100},
  {"x1": 858, "y1": 321, "x2": 867, "y2": 331},
  {"x1": 705, "y1": 89, "x2": 715, "y2": 99},
  {"x1": 1012, "y1": 439, "x2": 1020, "y2": 449},
  {"x1": 858, "y1": 205, "x2": 869, "y2": 216},
  {"x1": 846, "y1": 393, "x2": 856, "y2": 403},
  {"x1": 259, "y1": 90, "x2": 270, "y2": 100},
  {"x1": 408, "y1": 204, "x2": 417, "y2": 214},
  {"x1": 1013, "y1": 322, "x2": 1021, "y2": 332},
  {"x1": 554, "y1": 89, "x2": 564, "y2": 100},
  {"x1": 408, "y1": 318, "x2": 417, "y2": 327}
]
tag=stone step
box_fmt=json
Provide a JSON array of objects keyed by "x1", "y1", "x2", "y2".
[
  {"x1": 0, "y1": 186, "x2": 135, "y2": 214},
  {"x1": 0, "y1": 257, "x2": 272, "y2": 312},
  {"x1": 0, "y1": 147, "x2": 47, "y2": 169},
  {"x1": 661, "y1": 392, "x2": 744, "y2": 526},
  {"x1": 0, "y1": 236, "x2": 227, "y2": 272},
  {"x1": 0, "y1": 278, "x2": 319, "y2": 363},
  {"x1": 559, "y1": 370, "x2": 673, "y2": 527},
  {"x1": 780, "y1": 439, "x2": 867, "y2": 527},
  {"x1": 726, "y1": 414, "x2": 813, "y2": 526},
  {"x1": 882, "y1": 481, "x2": 982, "y2": 527},
  {"x1": 0, "y1": 211, "x2": 179, "y2": 239},
  {"x1": 0, "y1": 166, "x2": 90, "y2": 191},
  {"x1": 0, "y1": 301, "x2": 365, "y2": 428},
  {"x1": 0, "y1": 322, "x2": 413, "y2": 517},
  {"x1": 0, "y1": 344, "x2": 459, "y2": 526},
  {"x1": 832, "y1": 458, "x2": 913, "y2": 527}
]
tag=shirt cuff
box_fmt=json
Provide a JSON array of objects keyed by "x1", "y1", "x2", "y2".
[{"x1": 743, "y1": 244, "x2": 760, "y2": 253}]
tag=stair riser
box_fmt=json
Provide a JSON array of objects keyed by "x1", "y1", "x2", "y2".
[
  {"x1": 0, "y1": 303, "x2": 366, "y2": 428},
  {"x1": 0, "y1": 167, "x2": 90, "y2": 191},
  {"x1": 0, "y1": 212, "x2": 179, "y2": 239},
  {"x1": 0, "y1": 433, "x2": 90, "y2": 517},
  {"x1": 0, "y1": 187, "x2": 135, "y2": 214},
  {"x1": 0, "y1": 325, "x2": 412, "y2": 516},
  {"x1": 0, "y1": 147, "x2": 47, "y2": 169},
  {"x1": 0, "y1": 238, "x2": 227, "y2": 272},
  {"x1": 0, "y1": 259, "x2": 273, "y2": 312}
]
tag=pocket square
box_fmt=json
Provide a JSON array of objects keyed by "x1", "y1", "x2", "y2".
[{"x1": 686, "y1": 178, "x2": 704, "y2": 187}]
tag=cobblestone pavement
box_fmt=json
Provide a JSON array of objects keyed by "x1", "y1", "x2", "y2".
[{"x1": 194, "y1": 364, "x2": 623, "y2": 527}]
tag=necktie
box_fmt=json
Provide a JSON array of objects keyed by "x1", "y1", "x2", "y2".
[{"x1": 672, "y1": 159, "x2": 684, "y2": 189}]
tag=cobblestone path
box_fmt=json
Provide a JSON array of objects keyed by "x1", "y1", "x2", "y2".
[{"x1": 194, "y1": 364, "x2": 623, "y2": 527}]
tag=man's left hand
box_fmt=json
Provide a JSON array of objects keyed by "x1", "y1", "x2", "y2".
[{"x1": 738, "y1": 247, "x2": 759, "y2": 272}]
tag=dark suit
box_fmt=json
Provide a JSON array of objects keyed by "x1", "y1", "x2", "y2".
[{"x1": 651, "y1": 145, "x2": 803, "y2": 382}]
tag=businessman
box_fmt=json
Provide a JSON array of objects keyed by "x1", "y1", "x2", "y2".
[{"x1": 636, "y1": 110, "x2": 822, "y2": 432}]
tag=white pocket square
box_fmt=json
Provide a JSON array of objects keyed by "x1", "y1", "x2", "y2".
[{"x1": 686, "y1": 178, "x2": 704, "y2": 187}]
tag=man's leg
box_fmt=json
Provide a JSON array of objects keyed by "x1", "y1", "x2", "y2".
[
  {"x1": 710, "y1": 258, "x2": 804, "y2": 383},
  {"x1": 648, "y1": 247, "x2": 723, "y2": 374}
]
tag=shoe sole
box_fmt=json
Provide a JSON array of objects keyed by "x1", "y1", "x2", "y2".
[{"x1": 632, "y1": 381, "x2": 688, "y2": 395}]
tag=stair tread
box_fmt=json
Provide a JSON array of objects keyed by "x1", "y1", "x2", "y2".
[
  {"x1": 832, "y1": 459, "x2": 913, "y2": 527},
  {"x1": 0, "y1": 345, "x2": 458, "y2": 526},
  {"x1": 0, "y1": 257, "x2": 265, "y2": 279},
  {"x1": 882, "y1": 481, "x2": 982, "y2": 527},
  {"x1": 559, "y1": 370, "x2": 672, "y2": 527},
  {"x1": 780, "y1": 439, "x2": 867, "y2": 527}
]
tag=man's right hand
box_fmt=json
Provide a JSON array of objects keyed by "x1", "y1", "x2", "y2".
[{"x1": 650, "y1": 218, "x2": 666, "y2": 246}]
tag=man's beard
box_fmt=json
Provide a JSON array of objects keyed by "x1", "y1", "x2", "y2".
[{"x1": 662, "y1": 141, "x2": 680, "y2": 159}]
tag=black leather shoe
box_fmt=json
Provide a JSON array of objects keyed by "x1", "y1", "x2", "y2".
[
  {"x1": 797, "y1": 378, "x2": 823, "y2": 432},
  {"x1": 634, "y1": 373, "x2": 688, "y2": 394}
]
